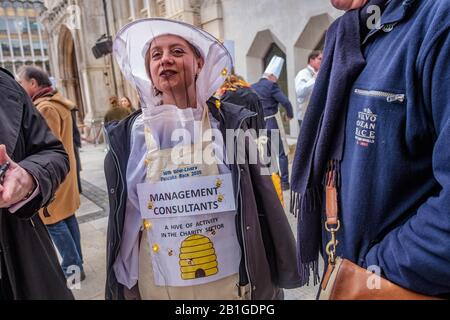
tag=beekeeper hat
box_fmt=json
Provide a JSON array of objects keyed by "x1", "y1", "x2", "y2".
[{"x1": 113, "y1": 18, "x2": 233, "y2": 110}]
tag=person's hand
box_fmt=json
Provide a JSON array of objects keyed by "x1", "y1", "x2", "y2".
[
  {"x1": 0, "y1": 145, "x2": 36, "y2": 209},
  {"x1": 282, "y1": 114, "x2": 294, "y2": 122}
]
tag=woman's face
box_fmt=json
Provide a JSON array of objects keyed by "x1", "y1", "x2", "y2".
[
  {"x1": 120, "y1": 97, "x2": 131, "y2": 108},
  {"x1": 330, "y1": 0, "x2": 368, "y2": 10},
  {"x1": 148, "y1": 35, "x2": 204, "y2": 98}
]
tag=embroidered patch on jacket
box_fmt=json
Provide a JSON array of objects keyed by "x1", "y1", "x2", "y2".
[{"x1": 355, "y1": 108, "x2": 378, "y2": 147}]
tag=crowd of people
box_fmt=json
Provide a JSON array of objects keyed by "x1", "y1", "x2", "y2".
[{"x1": 0, "y1": 0, "x2": 448, "y2": 300}]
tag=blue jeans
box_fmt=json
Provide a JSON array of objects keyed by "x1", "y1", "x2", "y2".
[
  {"x1": 266, "y1": 117, "x2": 290, "y2": 186},
  {"x1": 47, "y1": 215, "x2": 84, "y2": 277}
]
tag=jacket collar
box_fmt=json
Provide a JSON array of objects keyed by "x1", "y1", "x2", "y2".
[
  {"x1": 363, "y1": 0, "x2": 419, "y2": 44},
  {"x1": 207, "y1": 96, "x2": 256, "y2": 131},
  {"x1": 307, "y1": 65, "x2": 317, "y2": 77}
]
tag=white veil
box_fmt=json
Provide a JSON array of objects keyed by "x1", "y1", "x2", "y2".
[{"x1": 113, "y1": 18, "x2": 233, "y2": 113}]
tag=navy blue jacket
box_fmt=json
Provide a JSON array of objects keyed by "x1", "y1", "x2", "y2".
[
  {"x1": 252, "y1": 78, "x2": 294, "y2": 119},
  {"x1": 326, "y1": 0, "x2": 450, "y2": 296}
]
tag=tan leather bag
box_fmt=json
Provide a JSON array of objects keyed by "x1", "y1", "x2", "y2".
[{"x1": 318, "y1": 185, "x2": 439, "y2": 300}]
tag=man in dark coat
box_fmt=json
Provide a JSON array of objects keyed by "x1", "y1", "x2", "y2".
[
  {"x1": 252, "y1": 57, "x2": 294, "y2": 191},
  {"x1": 0, "y1": 68, "x2": 73, "y2": 300}
]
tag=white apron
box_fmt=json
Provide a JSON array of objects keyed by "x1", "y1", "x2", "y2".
[{"x1": 136, "y1": 107, "x2": 244, "y2": 300}]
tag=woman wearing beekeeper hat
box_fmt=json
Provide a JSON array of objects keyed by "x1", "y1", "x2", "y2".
[{"x1": 104, "y1": 18, "x2": 301, "y2": 300}]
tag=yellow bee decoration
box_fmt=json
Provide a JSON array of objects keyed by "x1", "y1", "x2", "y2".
[
  {"x1": 215, "y1": 179, "x2": 223, "y2": 188},
  {"x1": 168, "y1": 249, "x2": 174, "y2": 257},
  {"x1": 221, "y1": 67, "x2": 228, "y2": 76},
  {"x1": 143, "y1": 219, "x2": 152, "y2": 230},
  {"x1": 217, "y1": 194, "x2": 225, "y2": 203},
  {"x1": 148, "y1": 201, "x2": 154, "y2": 210}
]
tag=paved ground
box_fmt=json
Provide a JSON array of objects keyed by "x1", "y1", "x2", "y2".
[{"x1": 71, "y1": 142, "x2": 321, "y2": 300}]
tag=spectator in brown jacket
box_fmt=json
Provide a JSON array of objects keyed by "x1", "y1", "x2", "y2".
[{"x1": 17, "y1": 66, "x2": 84, "y2": 282}]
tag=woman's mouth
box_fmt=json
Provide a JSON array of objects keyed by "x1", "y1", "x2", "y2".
[{"x1": 160, "y1": 70, "x2": 178, "y2": 79}]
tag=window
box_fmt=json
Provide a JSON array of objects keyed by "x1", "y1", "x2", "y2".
[
  {"x1": 29, "y1": 19, "x2": 39, "y2": 35},
  {"x1": 23, "y1": 43, "x2": 31, "y2": 56},
  {"x1": 11, "y1": 39, "x2": 21, "y2": 56},
  {"x1": 42, "y1": 42, "x2": 48, "y2": 56},
  {"x1": 7, "y1": 18, "x2": 17, "y2": 35},
  {"x1": 0, "y1": 17, "x2": 7, "y2": 36},
  {"x1": 15, "y1": 17, "x2": 27, "y2": 35},
  {"x1": 1, "y1": 40, "x2": 11, "y2": 57},
  {"x1": 33, "y1": 41, "x2": 41, "y2": 56}
]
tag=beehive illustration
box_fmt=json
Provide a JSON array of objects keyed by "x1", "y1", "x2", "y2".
[{"x1": 179, "y1": 235, "x2": 218, "y2": 280}]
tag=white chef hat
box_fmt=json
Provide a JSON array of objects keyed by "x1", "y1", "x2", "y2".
[
  {"x1": 263, "y1": 55, "x2": 284, "y2": 79},
  {"x1": 113, "y1": 18, "x2": 233, "y2": 111}
]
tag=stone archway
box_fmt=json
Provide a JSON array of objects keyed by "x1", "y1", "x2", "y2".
[
  {"x1": 294, "y1": 13, "x2": 334, "y2": 74},
  {"x1": 247, "y1": 30, "x2": 290, "y2": 133},
  {"x1": 246, "y1": 29, "x2": 286, "y2": 84},
  {"x1": 58, "y1": 25, "x2": 85, "y2": 122}
]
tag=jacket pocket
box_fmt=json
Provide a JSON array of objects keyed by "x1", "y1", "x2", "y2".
[
  {"x1": 354, "y1": 88, "x2": 406, "y2": 104},
  {"x1": 349, "y1": 87, "x2": 406, "y2": 149}
]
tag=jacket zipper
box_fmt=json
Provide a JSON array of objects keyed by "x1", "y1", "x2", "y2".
[
  {"x1": 234, "y1": 112, "x2": 256, "y2": 299},
  {"x1": 354, "y1": 88, "x2": 405, "y2": 103},
  {"x1": 361, "y1": 19, "x2": 399, "y2": 46}
]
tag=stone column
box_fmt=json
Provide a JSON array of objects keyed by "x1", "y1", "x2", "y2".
[{"x1": 200, "y1": 0, "x2": 223, "y2": 40}]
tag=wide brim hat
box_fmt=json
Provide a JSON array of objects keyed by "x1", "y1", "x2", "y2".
[{"x1": 113, "y1": 18, "x2": 233, "y2": 110}]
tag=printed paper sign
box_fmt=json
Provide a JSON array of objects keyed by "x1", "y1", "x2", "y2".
[
  {"x1": 147, "y1": 213, "x2": 241, "y2": 287},
  {"x1": 137, "y1": 174, "x2": 236, "y2": 219}
]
